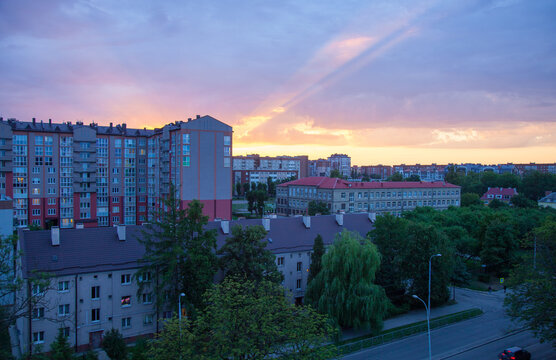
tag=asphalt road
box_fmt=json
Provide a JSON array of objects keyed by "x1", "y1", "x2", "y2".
[{"x1": 342, "y1": 288, "x2": 555, "y2": 360}]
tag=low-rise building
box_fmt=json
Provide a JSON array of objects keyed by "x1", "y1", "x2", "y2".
[
  {"x1": 13, "y1": 213, "x2": 373, "y2": 356},
  {"x1": 233, "y1": 154, "x2": 309, "y2": 186},
  {"x1": 276, "y1": 177, "x2": 461, "y2": 216},
  {"x1": 480, "y1": 187, "x2": 518, "y2": 205},
  {"x1": 538, "y1": 192, "x2": 556, "y2": 209}
]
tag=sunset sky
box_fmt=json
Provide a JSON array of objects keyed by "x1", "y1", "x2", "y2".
[{"x1": 1, "y1": 0, "x2": 555, "y2": 165}]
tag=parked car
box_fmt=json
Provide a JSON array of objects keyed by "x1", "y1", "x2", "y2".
[{"x1": 498, "y1": 347, "x2": 531, "y2": 360}]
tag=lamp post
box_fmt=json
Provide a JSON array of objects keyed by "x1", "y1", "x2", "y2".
[
  {"x1": 178, "y1": 292, "x2": 185, "y2": 320},
  {"x1": 428, "y1": 253, "x2": 442, "y2": 359},
  {"x1": 412, "y1": 295, "x2": 430, "y2": 360}
]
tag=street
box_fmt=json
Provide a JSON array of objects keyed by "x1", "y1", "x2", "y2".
[{"x1": 342, "y1": 288, "x2": 555, "y2": 360}]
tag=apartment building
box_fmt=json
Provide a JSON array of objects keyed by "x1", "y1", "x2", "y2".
[
  {"x1": 352, "y1": 165, "x2": 393, "y2": 180},
  {"x1": 232, "y1": 154, "x2": 308, "y2": 185},
  {"x1": 0, "y1": 115, "x2": 232, "y2": 227},
  {"x1": 328, "y1": 154, "x2": 351, "y2": 177},
  {"x1": 276, "y1": 177, "x2": 461, "y2": 216},
  {"x1": 14, "y1": 213, "x2": 373, "y2": 356},
  {"x1": 308, "y1": 159, "x2": 331, "y2": 177},
  {"x1": 392, "y1": 164, "x2": 448, "y2": 182}
]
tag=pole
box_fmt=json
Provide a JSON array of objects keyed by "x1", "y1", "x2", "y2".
[
  {"x1": 533, "y1": 235, "x2": 536, "y2": 270},
  {"x1": 412, "y1": 295, "x2": 430, "y2": 360},
  {"x1": 428, "y1": 253, "x2": 441, "y2": 360}
]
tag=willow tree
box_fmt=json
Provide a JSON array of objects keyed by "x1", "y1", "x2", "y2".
[{"x1": 305, "y1": 230, "x2": 390, "y2": 331}]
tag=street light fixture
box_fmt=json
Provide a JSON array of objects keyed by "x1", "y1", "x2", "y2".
[
  {"x1": 178, "y1": 292, "x2": 186, "y2": 320},
  {"x1": 412, "y1": 294, "x2": 430, "y2": 360}
]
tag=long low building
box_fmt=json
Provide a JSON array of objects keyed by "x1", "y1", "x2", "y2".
[
  {"x1": 276, "y1": 177, "x2": 461, "y2": 216},
  {"x1": 13, "y1": 213, "x2": 374, "y2": 356}
]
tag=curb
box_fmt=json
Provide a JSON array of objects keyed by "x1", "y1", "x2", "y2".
[{"x1": 436, "y1": 327, "x2": 529, "y2": 359}]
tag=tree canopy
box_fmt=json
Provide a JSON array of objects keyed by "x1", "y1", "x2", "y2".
[
  {"x1": 306, "y1": 230, "x2": 390, "y2": 330},
  {"x1": 308, "y1": 201, "x2": 330, "y2": 216}
]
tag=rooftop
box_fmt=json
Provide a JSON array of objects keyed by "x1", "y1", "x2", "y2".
[{"x1": 278, "y1": 176, "x2": 460, "y2": 189}]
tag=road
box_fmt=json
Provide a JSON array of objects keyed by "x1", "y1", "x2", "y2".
[{"x1": 342, "y1": 288, "x2": 555, "y2": 360}]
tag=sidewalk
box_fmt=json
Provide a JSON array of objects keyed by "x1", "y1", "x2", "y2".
[{"x1": 341, "y1": 294, "x2": 476, "y2": 341}]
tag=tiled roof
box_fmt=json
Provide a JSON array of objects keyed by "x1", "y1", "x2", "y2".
[
  {"x1": 20, "y1": 213, "x2": 374, "y2": 277},
  {"x1": 480, "y1": 187, "x2": 518, "y2": 200},
  {"x1": 278, "y1": 176, "x2": 459, "y2": 189}
]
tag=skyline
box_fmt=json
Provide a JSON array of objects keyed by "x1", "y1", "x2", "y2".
[{"x1": 1, "y1": 0, "x2": 555, "y2": 166}]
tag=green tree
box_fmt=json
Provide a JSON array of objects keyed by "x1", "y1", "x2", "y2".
[
  {"x1": 520, "y1": 171, "x2": 556, "y2": 200},
  {"x1": 129, "y1": 338, "x2": 149, "y2": 360},
  {"x1": 235, "y1": 182, "x2": 242, "y2": 197},
  {"x1": 361, "y1": 174, "x2": 370, "y2": 182},
  {"x1": 255, "y1": 189, "x2": 267, "y2": 216},
  {"x1": 218, "y1": 225, "x2": 283, "y2": 284},
  {"x1": 307, "y1": 201, "x2": 330, "y2": 216},
  {"x1": 137, "y1": 184, "x2": 217, "y2": 316},
  {"x1": 242, "y1": 182, "x2": 250, "y2": 197},
  {"x1": 50, "y1": 327, "x2": 73, "y2": 360},
  {"x1": 510, "y1": 194, "x2": 537, "y2": 208},
  {"x1": 488, "y1": 198, "x2": 508, "y2": 209},
  {"x1": 406, "y1": 174, "x2": 421, "y2": 182},
  {"x1": 306, "y1": 230, "x2": 390, "y2": 330},
  {"x1": 101, "y1": 329, "x2": 127, "y2": 360},
  {"x1": 387, "y1": 172, "x2": 403, "y2": 181},
  {"x1": 82, "y1": 351, "x2": 99, "y2": 360},
  {"x1": 267, "y1": 177, "x2": 276, "y2": 197},
  {"x1": 246, "y1": 190, "x2": 256, "y2": 214},
  {"x1": 461, "y1": 193, "x2": 482, "y2": 207},
  {"x1": 147, "y1": 317, "x2": 198, "y2": 360},
  {"x1": 307, "y1": 234, "x2": 325, "y2": 284},
  {"x1": 505, "y1": 219, "x2": 556, "y2": 345},
  {"x1": 480, "y1": 218, "x2": 517, "y2": 275},
  {"x1": 330, "y1": 169, "x2": 343, "y2": 179}
]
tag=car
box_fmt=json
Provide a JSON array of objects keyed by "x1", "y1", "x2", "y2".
[{"x1": 498, "y1": 347, "x2": 531, "y2": 360}]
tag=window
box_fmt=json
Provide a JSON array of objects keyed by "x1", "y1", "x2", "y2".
[
  {"x1": 138, "y1": 272, "x2": 152, "y2": 283},
  {"x1": 33, "y1": 331, "x2": 45, "y2": 344},
  {"x1": 121, "y1": 274, "x2": 131, "y2": 285},
  {"x1": 58, "y1": 281, "x2": 69, "y2": 292},
  {"x1": 91, "y1": 286, "x2": 100, "y2": 299},
  {"x1": 112, "y1": 197, "x2": 120, "y2": 203},
  {"x1": 182, "y1": 144, "x2": 190, "y2": 155},
  {"x1": 122, "y1": 317, "x2": 131, "y2": 328},
  {"x1": 183, "y1": 134, "x2": 190, "y2": 144},
  {"x1": 91, "y1": 308, "x2": 100, "y2": 322},
  {"x1": 112, "y1": 206, "x2": 119, "y2": 213},
  {"x1": 121, "y1": 296, "x2": 131, "y2": 307},
  {"x1": 144, "y1": 314, "x2": 153, "y2": 325},
  {"x1": 32, "y1": 198, "x2": 41, "y2": 205},
  {"x1": 224, "y1": 135, "x2": 231, "y2": 146},
  {"x1": 32, "y1": 283, "x2": 44, "y2": 295},
  {"x1": 62, "y1": 327, "x2": 70, "y2": 338},
  {"x1": 58, "y1": 304, "x2": 70, "y2": 316},
  {"x1": 277, "y1": 257, "x2": 284, "y2": 266},
  {"x1": 224, "y1": 157, "x2": 230, "y2": 168},
  {"x1": 48, "y1": 198, "x2": 56, "y2": 205},
  {"x1": 297, "y1": 262, "x2": 302, "y2": 271},
  {"x1": 32, "y1": 307, "x2": 44, "y2": 320},
  {"x1": 183, "y1": 157, "x2": 190, "y2": 167},
  {"x1": 296, "y1": 279, "x2": 302, "y2": 290},
  {"x1": 47, "y1": 208, "x2": 56, "y2": 216},
  {"x1": 142, "y1": 293, "x2": 153, "y2": 304},
  {"x1": 115, "y1": 139, "x2": 122, "y2": 148}
]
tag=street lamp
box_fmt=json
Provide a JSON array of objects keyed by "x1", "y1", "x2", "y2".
[
  {"x1": 425, "y1": 253, "x2": 442, "y2": 360},
  {"x1": 412, "y1": 295, "x2": 430, "y2": 360},
  {"x1": 178, "y1": 292, "x2": 185, "y2": 320}
]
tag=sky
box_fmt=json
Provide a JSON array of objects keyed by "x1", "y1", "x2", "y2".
[{"x1": 0, "y1": 0, "x2": 555, "y2": 166}]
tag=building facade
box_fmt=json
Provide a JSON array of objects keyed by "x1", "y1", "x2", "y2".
[
  {"x1": 327, "y1": 154, "x2": 351, "y2": 177},
  {"x1": 276, "y1": 177, "x2": 461, "y2": 216},
  {"x1": 480, "y1": 187, "x2": 518, "y2": 205},
  {"x1": 392, "y1": 164, "x2": 447, "y2": 182},
  {"x1": 0, "y1": 115, "x2": 232, "y2": 228},
  {"x1": 14, "y1": 213, "x2": 373, "y2": 356},
  {"x1": 232, "y1": 154, "x2": 308, "y2": 186}
]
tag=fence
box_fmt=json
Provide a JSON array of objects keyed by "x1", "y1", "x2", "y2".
[{"x1": 337, "y1": 308, "x2": 483, "y2": 356}]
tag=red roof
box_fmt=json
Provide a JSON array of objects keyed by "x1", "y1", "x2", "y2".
[
  {"x1": 278, "y1": 176, "x2": 460, "y2": 189},
  {"x1": 480, "y1": 187, "x2": 518, "y2": 200}
]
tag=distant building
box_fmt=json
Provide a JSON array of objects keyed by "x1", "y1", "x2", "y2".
[
  {"x1": 14, "y1": 213, "x2": 373, "y2": 356},
  {"x1": 512, "y1": 163, "x2": 556, "y2": 175},
  {"x1": 276, "y1": 177, "x2": 460, "y2": 216},
  {"x1": 480, "y1": 187, "x2": 518, "y2": 205},
  {"x1": 392, "y1": 164, "x2": 448, "y2": 182},
  {"x1": 232, "y1": 154, "x2": 308, "y2": 186},
  {"x1": 308, "y1": 159, "x2": 331, "y2": 177},
  {"x1": 353, "y1": 165, "x2": 393, "y2": 180},
  {"x1": 538, "y1": 192, "x2": 556, "y2": 209},
  {"x1": 328, "y1": 154, "x2": 351, "y2": 177}
]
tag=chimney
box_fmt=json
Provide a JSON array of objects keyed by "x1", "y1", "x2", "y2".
[
  {"x1": 262, "y1": 218, "x2": 270, "y2": 231},
  {"x1": 221, "y1": 220, "x2": 229, "y2": 235},
  {"x1": 196, "y1": 115, "x2": 201, "y2": 119},
  {"x1": 110, "y1": 122, "x2": 113, "y2": 128},
  {"x1": 188, "y1": 118, "x2": 192, "y2": 122},
  {"x1": 51, "y1": 226, "x2": 60, "y2": 246},
  {"x1": 117, "y1": 225, "x2": 126, "y2": 241},
  {"x1": 335, "y1": 213, "x2": 343, "y2": 226},
  {"x1": 48, "y1": 119, "x2": 52, "y2": 125},
  {"x1": 302, "y1": 215, "x2": 311, "y2": 229},
  {"x1": 76, "y1": 223, "x2": 84, "y2": 229},
  {"x1": 368, "y1": 212, "x2": 376, "y2": 223},
  {"x1": 32, "y1": 118, "x2": 36, "y2": 125}
]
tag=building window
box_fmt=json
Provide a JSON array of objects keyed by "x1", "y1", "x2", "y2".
[
  {"x1": 63, "y1": 327, "x2": 70, "y2": 338},
  {"x1": 297, "y1": 262, "x2": 302, "y2": 271},
  {"x1": 32, "y1": 284, "x2": 44, "y2": 296},
  {"x1": 182, "y1": 145, "x2": 190, "y2": 156},
  {"x1": 224, "y1": 157, "x2": 230, "y2": 168},
  {"x1": 121, "y1": 274, "x2": 131, "y2": 285},
  {"x1": 122, "y1": 317, "x2": 131, "y2": 329},
  {"x1": 142, "y1": 293, "x2": 153, "y2": 304},
  {"x1": 121, "y1": 296, "x2": 131, "y2": 307},
  {"x1": 33, "y1": 331, "x2": 45, "y2": 344},
  {"x1": 138, "y1": 272, "x2": 152, "y2": 283},
  {"x1": 183, "y1": 157, "x2": 190, "y2": 167},
  {"x1": 296, "y1": 279, "x2": 302, "y2": 290},
  {"x1": 183, "y1": 134, "x2": 190, "y2": 144},
  {"x1": 58, "y1": 281, "x2": 69, "y2": 292},
  {"x1": 32, "y1": 307, "x2": 44, "y2": 320},
  {"x1": 224, "y1": 135, "x2": 231, "y2": 146},
  {"x1": 48, "y1": 198, "x2": 56, "y2": 205},
  {"x1": 58, "y1": 304, "x2": 70, "y2": 316},
  {"x1": 91, "y1": 308, "x2": 100, "y2": 322},
  {"x1": 47, "y1": 208, "x2": 56, "y2": 216},
  {"x1": 277, "y1": 257, "x2": 284, "y2": 266},
  {"x1": 144, "y1": 314, "x2": 153, "y2": 325},
  {"x1": 91, "y1": 286, "x2": 100, "y2": 299}
]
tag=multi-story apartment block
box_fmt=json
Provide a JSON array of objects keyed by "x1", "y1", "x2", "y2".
[
  {"x1": 511, "y1": 163, "x2": 556, "y2": 175},
  {"x1": 276, "y1": 177, "x2": 461, "y2": 216},
  {"x1": 354, "y1": 165, "x2": 393, "y2": 180},
  {"x1": 308, "y1": 159, "x2": 331, "y2": 177},
  {"x1": 232, "y1": 154, "x2": 308, "y2": 185},
  {"x1": 328, "y1": 154, "x2": 351, "y2": 177},
  {"x1": 14, "y1": 213, "x2": 373, "y2": 356},
  {"x1": 0, "y1": 115, "x2": 232, "y2": 227},
  {"x1": 392, "y1": 164, "x2": 448, "y2": 182}
]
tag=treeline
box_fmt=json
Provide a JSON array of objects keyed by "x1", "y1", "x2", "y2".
[{"x1": 446, "y1": 168, "x2": 556, "y2": 200}]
